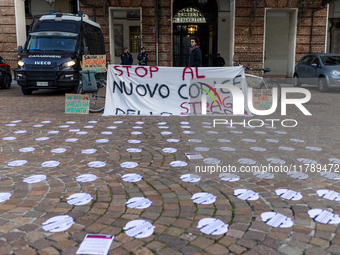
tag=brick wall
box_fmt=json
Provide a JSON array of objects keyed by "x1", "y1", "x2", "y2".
[{"x1": 0, "y1": 0, "x2": 17, "y2": 73}]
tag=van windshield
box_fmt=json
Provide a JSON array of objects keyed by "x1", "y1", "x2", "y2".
[{"x1": 27, "y1": 33, "x2": 78, "y2": 52}]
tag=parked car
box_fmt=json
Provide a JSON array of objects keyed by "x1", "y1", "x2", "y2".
[
  {"x1": 293, "y1": 53, "x2": 340, "y2": 92},
  {"x1": 0, "y1": 56, "x2": 12, "y2": 89}
]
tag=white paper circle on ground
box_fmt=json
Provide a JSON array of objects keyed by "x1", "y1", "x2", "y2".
[
  {"x1": 276, "y1": 189, "x2": 302, "y2": 200},
  {"x1": 96, "y1": 139, "x2": 109, "y2": 143},
  {"x1": 67, "y1": 193, "x2": 93, "y2": 205},
  {"x1": 183, "y1": 131, "x2": 194, "y2": 134},
  {"x1": 234, "y1": 189, "x2": 259, "y2": 201},
  {"x1": 81, "y1": 149, "x2": 97, "y2": 154},
  {"x1": 231, "y1": 131, "x2": 243, "y2": 134},
  {"x1": 250, "y1": 147, "x2": 266, "y2": 152},
  {"x1": 226, "y1": 126, "x2": 236, "y2": 129},
  {"x1": 253, "y1": 171, "x2": 275, "y2": 179},
  {"x1": 35, "y1": 137, "x2": 49, "y2": 141},
  {"x1": 195, "y1": 147, "x2": 209, "y2": 152},
  {"x1": 124, "y1": 220, "x2": 155, "y2": 238},
  {"x1": 261, "y1": 212, "x2": 293, "y2": 228},
  {"x1": 317, "y1": 190, "x2": 340, "y2": 201},
  {"x1": 122, "y1": 173, "x2": 143, "y2": 182},
  {"x1": 180, "y1": 122, "x2": 190, "y2": 125},
  {"x1": 265, "y1": 126, "x2": 276, "y2": 129},
  {"x1": 267, "y1": 158, "x2": 286, "y2": 164},
  {"x1": 33, "y1": 125, "x2": 44, "y2": 128},
  {"x1": 161, "y1": 131, "x2": 172, "y2": 135},
  {"x1": 238, "y1": 158, "x2": 256, "y2": 165},
  {"x1": 181, "y1": 126, "x2": 190, "y2": 129},
  {"x1": 131, "y1": 131, "x2": 143, "y2": 135},
  {"x1": 59, "y1": 125, "x2": 70, "y2": 128},
  {"x1": 254, "y1": 131, "x2": 266, "y2": 134},
  {"x1": 84, "y1": 126, "x2": 94, "y2": 129},
  {"x1": 191, "y1": 192, "x2": 216, "y2": 204},
  {"x1": 48, "y1": 131, "x2": 59, "y2": 134},
  {"x1": 266, "y1": 139, "x2": 279, "y2": 143},
  {"x1": 135, "y1": 122, "x2": 144, "y2": 124},
  {"x1": 114, "y1": 121, "x2": 123, "y2": 124},
  {"x1": 23, "y1": 175, "x2": 47, "y2": 184},
  {"x1": 159, "y1": 126, "x2": 169, "y2": 129},
  {"x1": 42, "y1": 215, "x2": 74, "y2": 232},
  {"x1": 6, "y1": 124, "x2": 16, "y2": 126},
  {"x1": 170, "y1": 161, "x2": 187, "y2": 167},
  {"x1": 197, "y1": 218, "x2": 229, "y2": 235},
  {"x1": 203, "y1": 158, "x2": 221, "y2": 165},
  {"x1": 329, "y1": 158, "x2": 340, "y2": 164},
  {"x1": 126, "y1": 197, "x2": 152, "y2": 209},
  {"x1": 162, "y1": 148, "x2": 177, "y2": 153},
  {"x1": 133, "y1": 126, "x2": 143, "y2": 129},
  {"x1": 107, "y1": 126, "x2": 117, "y2": 129},
  {"x1": 51, "y1": 148, "x2": 67, "y2": 154},
  {"x1": 308, "y1": 209, "x2": 340, "y2": 224},
  {"x1": 19, "y1": 147, "x2": 35, "y2": 153},
  {"x1": 14, "y1": 130, "x2": 27, "y2": 134},
  {"x1": 76, "y1": 174, "x2": 98, "y2": 182},
  {"x1": 287, "y1": 172, "x2": 309, "y2": 180},
  {"x1": 188, "y1": 139, "x2": 201, "y2": 143},
  {"x1": 127, "y1": 148, "x2": 142, "y2": 153},
  {"x1": 274, "y1": 131, "x2": 287, "y2": 134},
  {"x1": 320, "y1": 172, "x2": 340, "y2": 180},
  {"x1": 88, "y1": 161, "x2": 106, "y2": 168},
  {"x1": 120, "y1": 162, "x2": 138, "y2": 168},
  {"x1": 158, "y1": 122, "x2": 167, "y2": 125},
  {"x1": 217, "y1": 139, "x2": 231, "y2": 142},
  {"x1": 10, "y1": 120, "x2": 21, "y2": 123},
  {"x1": 128, "y1": 140, "x2": 141, "y2": 144},
  {"x1": 290, "y1": 139, "x2": 304, "y2": 143},
  {"x1": 77, "y1": 131, "x2": 88, "y2": 135},
  {"x1": 297, "y1": 158, "x2": 318, "y2": 164},
  {"x1": 207, "y1": 131, "x2": 218, "y2": 134},
  {"x1": 220, "y1": 147, "x2": 236, "y2": 152},
  {"x1": 65, "y1": 138, "x2": 78, "y2": 142},
  {"x1": 167, "y1": 139, "x2": 180, "y2": 143},
  {"x1": 66, "y1": 121, "x2": 76, "y2": 124},
  {"x1": 202, "y1": 126, "x2": 213, "y2": 129},
  {"x1": 101, "y1": 131, "x2": 113, "y2": 135},
  {"x1": 0, "y1": 193, "x2": 11, "y2": 203},
  {"x1": 88, "y1": 121, "x2": 98, "y2": 124},
  {"x1": 69, "y1": 129, "x2": 80, "y2": 132},
  {"x1": 7, "y1": 160, "x2": 27, "y2": 167},
  {"x1": 279, "y1": 146, "x2": 295, "y2": 151},
  {"x1": 306, "y1": 146, "x2": 322, "y2": 151},
  {"x1": 219, "y1": 173, "x2": 240, "y2": 182},
  {"x1": 2, "y1": 137, "x2": 16, "y2": 141},
  {"x1": 180, "y1": 174, "x2": 201, "y2": 183},
  {"x1": 41, "y1": 161, "x2": 60, "y2": 167},
  {"x1": 243, "y1": 139, "x2": 256, "y2": 143}
]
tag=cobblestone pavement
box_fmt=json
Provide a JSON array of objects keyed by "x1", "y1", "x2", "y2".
[{"x1": 0, "y1": 84, "x2": 340, "y2": 255}]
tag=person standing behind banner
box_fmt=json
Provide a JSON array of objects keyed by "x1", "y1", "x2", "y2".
[
  {"x1": 137, "y1": 47, "x2": 149, "y2": 66},
  {"x1": 188, "y1": 36, "x2": 202, "y2": 67},
  {"x1": 213, "y1": 53, "x2": 225, "y2": 67},
  {"x1": 121, "y1": 47, "x2": 133, "y2": 65}
]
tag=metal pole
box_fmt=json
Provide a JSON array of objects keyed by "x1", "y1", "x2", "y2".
[
  {"x1": 155, "y1": 0, "x2": 159, "y2": 66},
  {"x1": 310, "y1": 6, "x2": 325, "y2": 54}
]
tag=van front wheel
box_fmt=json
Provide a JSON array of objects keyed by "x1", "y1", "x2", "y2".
[{"x1": 21, "y1": 87, "x2": 33, "y2": 95}]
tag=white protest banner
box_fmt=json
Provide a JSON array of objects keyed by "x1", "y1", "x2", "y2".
[{"x1": 105, "y1": 66, "x2": 248, "y2": 115}]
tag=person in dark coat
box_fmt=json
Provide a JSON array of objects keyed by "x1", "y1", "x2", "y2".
[
  {"x1": 188, "y1": 36, "x2": 202, "y2": 67},
  {"x1": 202, "y1": 53, "x2": 209, "y2": 67},
  {"x1": 121, "y1": 47, "x2": 133, "y2": 65},
  {"x1": 213, "y1": 53, "x2": 225, "y2": 67},
  {"x1": 137, "y1": 47, "x2": 149, "y2": 66}
]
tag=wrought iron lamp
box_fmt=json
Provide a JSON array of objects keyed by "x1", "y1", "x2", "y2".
[
  {"x1": 188, "y1": 25, "x2": 195, "y2": 34},
  {"x1": 46, "y1": 0, "x2": 55, "y2": 6}
]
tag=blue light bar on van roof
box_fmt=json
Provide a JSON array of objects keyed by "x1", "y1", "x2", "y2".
[
  {"x1": 78, "y1": 11, "x2": 83, "y2": 17},
  {"x1": 50, "y1": 10, "x2": 54, "y2": 14}
]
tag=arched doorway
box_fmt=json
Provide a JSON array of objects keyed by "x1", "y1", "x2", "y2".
[{"x1": 173, "y1": 0, "x2": 218, "y2": 67}]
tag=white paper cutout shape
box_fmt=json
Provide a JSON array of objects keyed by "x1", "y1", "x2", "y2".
[
  {"x1": 135, "y1": 121, "x2": 144, "y2": 124},
  {"x1": 320, "y1": 172, "x2": 340, "y2": 180},
  {"x1": 96, "y1": 139, "x2": 109, "y2": 143},
  {"x1": 128, "y1": 140, "x2": 141, "y2": 144},
  {"x1": 243, "y1": 139, "x2": 256, "y2": 143},
  {"x1": 159, "y1": 126, "x2": 169, "y2": 129},
  {"x1": 127, "y1": 148, "x2": 142, "y2": 153},
  {"x1": 317, "y1": 190, "x2": 340, "y2": 201},
  {"x1": 287, "y1": 172, "x2": 309, "y2": 180},
  {"x1": 48, "y1": 131, "x2": 59, "y2": 134},
  {"x1": 274, "y1": 131, "x2": 287, "y2": 134},
  {"x1": 35, "y1": 137, "x2": 49, "y2": 141},
  {"x1": 329, "y1": 158, "x2": 340, "y2": 164},
  {"x1": 42, "y1": 215, "x2": 74, "y2": 232},
  {"x1": 306, "y1": 146, "x2": 322, "y2": 151},
  {"x1": 124, "y1": 220, "x2": 155, "y2": 238},
  {"x1": 254, "y1": 131, "x2": 266, "y2": 134},
  {"x1": 181, "y1": 126, "x2": 190, "y2": 129},
  {"x1": 51, "y1": 148, "x2": 67, "y2": 154},
  {"x1": 5, "y1": 124, "x2": 16, "y2": 126},
  {"x1": 133, "y1": 126, "x2": 143, "y2": 129},
  {"x1": 19, "y1": 147, "x2": 35, "y2": 153},
  {"x1": 81, "y1": 149, "x2": 97, "y2": 154},
  {"x1": 131, "y1": 131, "x2": 143, "y2": 135},
  {"x1": 88, "y1": 121, "x2": 98, "y2": 124},
  {"x1": 41, "y1": 161, "x2": 60, "y2": 167},
  {"x1": 279, "y1": 146, "x2": 295, "y2": 151},
  {"x1": 180, "y1": 174, "x2": 201, "y2": 183},
  {"x1": 267, "y1": 158, "x2": 286, "y2": 164},
  {"x1": 203, "y1": 158, "x2": 221, "y2": 165},
  {"x1": 297, "y1": 158, "x2": 318, "y2": 164},
  {"x1": 185, "y1": 153, "x2": 203, "y2": 160},
  {"x1": 231, "y1": 131, "x2": 243, "y2": 134},
  {"x1": 88, "y1": 161, "x2": 106, "y2": 168},
  {"x1": 126, "y1": 197, "x2": 152, "y2": 209},
  {"x1": 266, "y1": 139, "x2": 279, "y2": 143},
  {"x1": 2, "y1": 137, "x2": 16, "y2": 141},
  {"x1": 101, "y1": 131, "x2": 113, "y2": 135},
  {"x1": 308, "y1": 209, "x2": 340, "y2": 224},
  {"x1": 23, "y1": 175, "x2": 47, "y2": 184},
  {"x1": 120, "y1": 162, "x2": 138, "y2": 168},
  {"x1": 76, "y1": 174, "x2": 98, "y2": 182},
  {"x1": 265, "y1": 126, "x2": 276, "y2": 129},
  {"x1": 170, "y1": 161, "x2": 187, "y2": 167},
  {"x1": 114, "y1": 121, "x2": 123, "y2": 124},
  {"x1": 161, "y1": 131, "x2": 172, "y2": 135},
  {"x1": 33, "y1": 124, "x2": 44, "y2": 128},
  {"x1": 10, "y1": 120, "x2": 22, "y2": 123},
  {"x1": 250, "y1": 147, "x2": 266, "y2": 152},
  {"x1": 195, "y1": 147, "x2": 209, "y2": 152},
  {"x1": 7, "y1": 160, "x2": 27, "y2": 167},
  {"x1": 197, "y1": 218, "x2": 229, "y2": 235},
  {"x1": 220, "y1": 147, "x2": 236, "y2": 152},
  {"x1": 167, "y1": 139, "x2": 180, "y2": 143},
  {"x1": 66, "y1": 121, "x2": 76, "y2": 124},
  {"x1": 69, "y1": 129, "x2": 80, "y2": 132},
  {"x1": 121, "y1": 173, "x2": 143, "y2": 182},
  {"x1": 183, "y1": 131, "x2": 194, "y2": 134},
  {"x1": 0, "y1": 193, "x2": 11, "y2": 203},
  {"x1": 59, "y1": 125, "x2": 70, "y2": 128},
  {"x1": 191, "y1": 192, "x2": 216, "y2": 204},
  {"x1": 253, "y1": 171, "x2": 274, "y2": 179},
  {"x1": 67, "y1": 193, "x2": 93, "y2": 205},
  {"x1": 261, "y1": 212, "x2": 293, "y2": 228},
  {"x1": 14, "y1": 130, "x2": 27, "y2": 134},
  {"x1": 217, "y1": 139, "x2": 231, "y2": 142},
  {"x1": 219, "y1": 173, "x2": 240, "y2": 182},
  {"x1": 202, "y1": 126, "x2": 213, "y2": 129},
  {"x1": 158, "y1": 122, "x2": 167, "y2": 125},
  {"x1": 84, "y1": 126, "x2": 94, "y2": 129},
  {"x1": 65, "y1": 138, "x2": 78, "y2": 142},
  {"x1": 107, "y1": 126, "x2": 117, "y2": 129},
  {"x1": 162, "y1": 148, "x2": 177, "y2": 153},
  {"x1": 180, "y1": 121, "x2": 189, "y2": 125},
  {"x1": 275, "y1": 189, "x2": 302, "y2": 200},
  {"x1": 234, "y1": 189, "x2": 259, "y2": 201},
  {"x1": 290, "y1": 139, "x2": 304, "y2": 143},
  {"x1": 188, "y1": 139, "x2": 201, "y2": 143},
  {"x1": 77, "y1": 131, "x2": 88, "y2": 135},
  {"x1": 238, "y1": 158, "x2": 256, "y2": 165},
  {"x1": 207, "y1": 131, "x2": 218, "y2": 134}
]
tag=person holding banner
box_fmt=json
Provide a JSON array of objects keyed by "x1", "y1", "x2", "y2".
[
  {"x1": 188, "y1": 36, "x2": 202, "y2": 67},
  {"x1": 121, "y1": 47, "x2": 133, "y2": 65},
  {"x1": 137, "y1": 47, "x2": 149, "y2": 66}
]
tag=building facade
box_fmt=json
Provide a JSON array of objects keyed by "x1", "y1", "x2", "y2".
[{"x1": 1, "y1": 0, "x2": 339, "y2": 77}]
